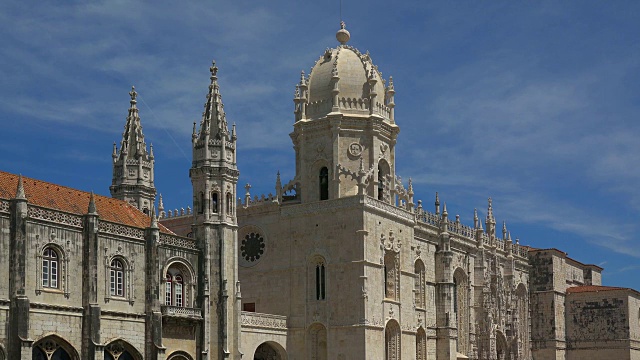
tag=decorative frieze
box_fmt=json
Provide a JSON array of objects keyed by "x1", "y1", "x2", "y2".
[
  {"x1": 161, "y1": 305, "x2": 202, "y2": 319},
  {"x1": 98, "y1": 221, "x2": 144, "y2": 240},
  {"x1": 241, "y1": 311, "x2": 287, "y2": 330},
  {"x1": 159, "y1": 233, "x2": 198, "y2": 250},
  {"x1": 28, "y1": 206, "x2": 82, "y2": 228}
]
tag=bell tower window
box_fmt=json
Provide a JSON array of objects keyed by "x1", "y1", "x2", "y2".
[
  {"x1": 211, "y1": 192, "x2": 218, "y2": 213},
  {"x1": 319, "y1": 167, "x2": 329, "y2": 200}
]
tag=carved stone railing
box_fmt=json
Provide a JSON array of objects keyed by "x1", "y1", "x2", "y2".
[
  {"x1": 0, "y1": 200, "x2": 9, "y2": 213},
  {"x1": 159, "y1": 233, "x2": 198, "y2": 250},
  {"x1": 99, "y1": 221, "x2": 144, "y2": 240},
  {"x1": 161, "y1": 306, "x2": 202, "y2": 319},
  {"x1": 28, "y1": 206, "x2": 83, "y2": 228},
  {"x1": 241, "y1": 311, "x2": 287, "y2": 330}
]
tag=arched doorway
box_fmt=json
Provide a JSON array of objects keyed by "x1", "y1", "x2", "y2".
[
  {"x1": 104, "y1": 340, "x2": 142, "y2": 360},
  {"x1": 32, "y1": 335, "x2": 79, "y2": 360},
  {"x1": 254, "y1": 341, "x2": 287, "y2": 360}
]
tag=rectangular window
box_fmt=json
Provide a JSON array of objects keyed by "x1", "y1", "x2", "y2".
[
  {"x1": 165, "y1": 282, "x2": 172, "y2": 305},
  {"x1": 321, "y1": 265, "x2": 326, "y2": 300},
  {"x1": 51, "y1": 261, "x2": 58, "y2": 288},
  {"x1": 110, "y1": 269, "x2": 116, "y2": 295},
  {"x1": 175, "y1": 283, "x2": 183, "y2": 307},
  {"x1": 243, "y1": 303, "x2": 256, "y2": 312},
  {"x1": 43, "y1": 259, "x2": 49, "y2": 287},
  {"x1": 116, "y1": 271, "x2": 123, "y2": 296}
]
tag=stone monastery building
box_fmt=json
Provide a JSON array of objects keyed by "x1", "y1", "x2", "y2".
[{"x1": 1, "y1": 23, "x2": 640, "y2": 360}]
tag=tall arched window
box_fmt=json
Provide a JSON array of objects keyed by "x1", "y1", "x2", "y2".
[
  {"x1": 308, "y1": 323, "x2": 328, "y2": 360},
  {"x1": 110, "y1": 258, "x2": 125, "y2": 297},
  {"x1": 165, "y1": 263, "x2": 192, "y2": 307},
  {"x1": 211, "y1": 192, "x2": 218, "y2": 213},
  {"x1": 319, "y1": 167, "x2": 329, "y2": 201},
  {"x1": 378, "y1": 165, "x2": 385, "y2": 200},
  {"x1": 42, "y1": 247, "x2": 59, "y2": 289},
  {"x1": 414, "y1": 260, "x2": 426, "y2": 308}
]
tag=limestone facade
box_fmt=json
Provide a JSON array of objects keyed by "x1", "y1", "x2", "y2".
[{"x1": 1, "y1": 22, "x2": 638, "y2": 360}]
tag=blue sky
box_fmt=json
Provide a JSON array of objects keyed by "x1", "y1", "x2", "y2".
[{"x1": 1, "y1": 2, "x2": 639, "y2": 288}]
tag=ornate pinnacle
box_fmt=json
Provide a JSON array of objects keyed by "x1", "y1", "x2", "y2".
[
  {"x1": 87, "y1": 191, "x2": 97, "y2": 215},
  {"x1": 407, "y1": 178, "x2": 414, "y2": 195},
  {"x1": 387, "y1": 76, "x2": 395, "y2": 92},
  {"x1": 15, "y1": 174, "x2": 26, "y2": 200},
  {"x1": 149, "y1": 143, "x2": 154, "y2": 159},
  {"x1": 112, "y1": 142, "x2": 117, "y2": 160},
  {"x1": 435, "y1": 192, "x2": 440, "y2": 215},
  {"x1": 502, "y1": 221, "x2": 507, "y2": 240},
  {"x1": 129, "y1": 86, "x2": 137, "y2": 105},
  {"x1": 474, "y1": 208, "x2": 479, "y2": 229},
  {"x1": 487, "y1": 197, "x2": 495, "y2": 223},
  {"x1": 210, "y1": 60, "x2": 218, "y2": 78},
  {"x1": 150, "y1": 205, "x2": 158, "y2": 228}
]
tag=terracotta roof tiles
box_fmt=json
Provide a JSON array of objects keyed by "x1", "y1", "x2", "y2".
[{"x1": 0, "y1": 171, "x2": 173, "y2": 234}]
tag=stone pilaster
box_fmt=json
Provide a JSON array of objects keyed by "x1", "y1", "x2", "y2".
[
  {"x1": 145, "y1": 213, "x2": 164, "y2": 360},
  {"x1": 8, "y1": 176, "x2": 32, "y2": 360},
  {"x1": 82, "y1": 193, "x2": 101, "y2": 359}
]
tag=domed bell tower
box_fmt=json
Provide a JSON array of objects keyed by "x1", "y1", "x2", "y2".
[
  {"x1": 290, "y1": 22, "x2": 400, "y2": 203},
  {"x1": 190, "y1": 61, "x2": 241, "y2": 359}
]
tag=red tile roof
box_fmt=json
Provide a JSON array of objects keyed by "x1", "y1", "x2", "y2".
[
  {"x1": 0, "y1": 171, "x2": 173, "y2": 234},
  {"x1": 566, "y1": 285, "x2": 628, "y2": 294}
]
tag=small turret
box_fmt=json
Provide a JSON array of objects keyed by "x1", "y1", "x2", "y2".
[
  {"x1": 15, "y1": 174, "x2": 26, "y2": 200},
  {"x1": 435, "y1": 192, "x2": 440, "y2": 216}
]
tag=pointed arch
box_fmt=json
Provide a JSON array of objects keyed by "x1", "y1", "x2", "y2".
[
  {"x1": 453, "y1": 267, "x2": 469, "y2": 355},
  {"x1": 104, "y1": 338, "x2": 143, "y2": 360},
  {"x1": 307, "y1": 323, "x2": 327, "y2": 360},
  {"x1": 32, "y1": 334, "x2": 79, "y2": 360},
  {"x1": 385, "y1": 319, "x2": 401, "y2": 360}
]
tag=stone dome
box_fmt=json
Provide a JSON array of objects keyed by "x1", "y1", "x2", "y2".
[{"x1": 297, "y1": 24, "x2": 393, "y2": 121}]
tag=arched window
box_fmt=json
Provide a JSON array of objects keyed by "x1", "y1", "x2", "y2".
[
  {"x1": 416, "y1": 327, "x2": 427, "y2": 360},
  {"x1": 385, "y1": 320, "x2": 401, "y2": 360},
  {"x1": 414, "y1": 260, "x2": 426, "y2": 308},
  {"x1": 32, "y1": 336, "x2": 78, "y2": 360},
  {"x1": 316, "y1": 261, "x2": 326, "y2": 300},
  {"x1": 42, "y1": 247, "x2": 59, "y2": 289},
  {"x1": 378, "y1": 165, "x2": 385, "y2": 200},
  {"x1": 165, "y1": 263, "x2": 192, "y2": 307},
  {"x1": 104, "y1": 340, "x2": 141, "y2": 360},
  {"x1": 319, "y1": 167, "x2": 329, "y2": 201},
  {"x1": 211, "y1": 192, "x2": 218, "y2": 213},
  {"x1": 110, "y1": 258, "x2": 125, "y2": 297}
]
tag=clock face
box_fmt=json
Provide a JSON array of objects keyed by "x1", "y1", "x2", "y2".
[{"x1": 241, "y1": 232, "x2": 265, "y2": 263}]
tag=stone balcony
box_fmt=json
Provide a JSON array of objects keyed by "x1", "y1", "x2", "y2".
[{"x1": 161, "y1": 305, "x2": 202, "y2": 320}]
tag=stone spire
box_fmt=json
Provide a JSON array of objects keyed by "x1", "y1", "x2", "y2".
[
  {"x1": 485, "y1": 197, "x2": 496, "y2": 238},
  {"x1": 15, "y1": 174, "x2": 26, "y2": 200},
  {"x1": 110, "y1": 86, "x2": 156, "y2": 214},
  {"x1": 197, "y1": 61, "x2": 229, "y2": 142}
]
